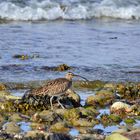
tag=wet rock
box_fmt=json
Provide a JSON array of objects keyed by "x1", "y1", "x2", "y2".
[
  {"x1": 31, "y1": 110, "x2": 62, "y2": 125},
  {"x1": 25, "y1": 130, "x2": 47, "y2": 139},
  {"x1": 9, "y1": 113, "x2": 23, "y2": 122},
  {"x1": 64, "y1": 108, "x2": 80, "y2": 122},
  {"x1": 66, "y1": 89, "x2": 80, "y2": 105},
  {"x1": 48, "y1": 133, "x2": 72, "y2": 140},
  {"x1": 13, "y1": 54, "x2": 29, "y2": 60},
  {"x1": 76, "y1": 133, "x2": 105, "y2": 140},
  {"x1": 105, "y1": 133, "x2": 129, "y2": 140},
  {"x1": 63, "y1": 108, "x2": 98, "y2": 127},
  {"x1": 0, "y1": 93, "x2": 21, "y2": 100},
  {"x1": 3, "y1": 122, "x2": 21, "y2": 134},
  {"x1": 42, "y1": 64, "x2": 71, "y2": 71},
  {"x1": 0, "y1": 83, "x2": 7, "y2": 91},
  {"x1": 116, "y1": 83, "x2": 140, "y2": 100},
  {"x1": 0, "y1": 114, "x2": 6, "y2": 129},
  {"x1": 104, "y1": 83, "x2": 116, "y2": 91},
  {"x1": 54, "y1": 64, "x2": 71, "y2": 71},
  {"x1": 30, "y1": 122, "x2": 46, "y2": 131},
  {"x1": 74, "y1": 80, "x2": 105, "y2": 90},
  {"x1": 71, "y1": 118, "x2": 97, "y2": 127},
  {"x1": 110, "y1": 102, "x2": 133, "y2": 113},
  {"x1": 86, "y1": 90, "x2": 114, "y2": 107},
  {"x1": 122, "y1": 129, "x2": 140, "y2": 140},
  {"x1": 124, "y1": 118, "x2": 136, "y2": 124},
  {"x1": 50, "y1": 122, "x2": 69, "y2": 132},
  {"x1": 13, "y1": 54, "x2": 39, "y2": 60},
  {"x1": 100, "y1": 114, "x2": 122, "y2": 126},
  {"x1": 80, "y1": 107, "x2": 99, "y2": 119}
]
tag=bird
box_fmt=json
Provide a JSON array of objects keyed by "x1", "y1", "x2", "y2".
[{"x1": 22, "y1": 72, "x2": 88, "y2": 109}]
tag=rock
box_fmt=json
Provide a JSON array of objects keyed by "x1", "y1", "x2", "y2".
[
  {"x1": 80, "y1": 107, "x2": 99, "y2": 118},
  {"x1": 25, "y1": 130, "x2": 47, "y2": 138},
  {"x1": 110, "y1": 102, "x2": 133, "y2": 113},
  {"x1": 67, "y1": 89, "x2": 80, "y2": 105},
  {"x1": 74, "y1": 80, "x2": 105, "y2": 90},
  {"x1": 48, "y1": 133, "x2": 72, "y2": 140},
  {"x1": 100, "y1": 114, "x2": 122, "y2": 126},
  {"x1": 31, "y1": 110, "x2": 62, "y2": 125},
  {"x1": 50, "y1": 122, "x2": 69, "y2": 132},
  {"x1": 9, "y1": 113, "x2": 23, "y2": 122},
  {"x1": 64, "y1": 108, "x2": 80, "y2": 122},
  {"x1": 105, "y1": 133, "x2": 129, "y2": 140},
  {"x1": 104, "y1": 83, "x2": 116, "y2": 91},
  {"x1": 0, "y1": 83, "x2": 6, "y2": 91},
  {"x1": 124, "y1": 118, "x2": 136, "y2": 124},
  {"x1": 86, "y1": 90, "x2": 114, "y2": 107},
  {"x1": 0, "y1": 114, "x2": 6, "y2": 129},
  {"x1": 3, "y1": 122, "x2": 21, "y2": 134},
  {"x1": 116, "y1": 84, "x2": 126, "y2": 94},
  {"x1": 54, "y1": 64, "x2": 71, "y2": 71},
  {"x1": 76, "y1": 133, "x2": 105, "y2": 140},
  {"x1": 13, "y1": 54, "x2": 29, "y2": 60},
  {"x1": 62, "y1": 89, "x2": 81, "y2": 108},
  {"x1": 42, "y1": 64, "x2": 71, "y2": 71},
  {"x1": 71, "y1": 118, "x2": 96, "y2": 127},
  {"x1": 113, "y1": 129, "x2": 128, "y2": 134},
  {"x1": 122, "y1": 129, "x2": 140, "y2": 140}
]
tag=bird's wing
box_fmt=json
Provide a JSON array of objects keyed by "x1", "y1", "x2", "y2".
[{"x1": 29, "y1": 78, "x2": 71, "y2": 96}]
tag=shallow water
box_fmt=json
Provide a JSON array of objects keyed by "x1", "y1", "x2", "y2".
[{"x1": 0, "y1": 19, "x2": 140, "y2": 82}]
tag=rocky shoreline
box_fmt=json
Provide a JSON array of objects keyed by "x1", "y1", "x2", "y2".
[{"x1": 0, "y1": 81, "x2": 139, "y2": 140}]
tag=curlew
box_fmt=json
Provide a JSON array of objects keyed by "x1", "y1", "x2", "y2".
[{"x1": 23, "y1": 72, "x2": 88, "y2": 109}]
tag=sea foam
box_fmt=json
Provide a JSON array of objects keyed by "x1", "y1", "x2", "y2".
[{"x1": 0, "y1": 0, "x2": 140, "y2": 20}]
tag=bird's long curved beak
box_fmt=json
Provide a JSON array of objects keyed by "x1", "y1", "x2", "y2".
[{"x1": 73, "y1": 74, "x2": 89, "y2": 81}]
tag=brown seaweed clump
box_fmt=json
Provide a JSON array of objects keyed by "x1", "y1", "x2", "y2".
[
  {"x1": 116, "y1": 83, "x2": 140, "y2": 101},
  {"x1": 42, "y1": 64, "x2": 72, "y2": 71}
]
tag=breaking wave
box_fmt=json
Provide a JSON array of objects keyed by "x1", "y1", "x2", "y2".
[{"x1": 0, "y1": 0, "x2": 140, "y2": 21}]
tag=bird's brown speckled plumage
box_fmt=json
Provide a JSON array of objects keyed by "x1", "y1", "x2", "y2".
[
  {"x1": 29, "y1": 78, "x2": 72, "y2": 97},
  {"x1": 23, "y1": 72, "x2": 88, "y2": 109}
]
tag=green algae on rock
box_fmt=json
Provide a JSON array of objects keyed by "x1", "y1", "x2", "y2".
[
  {"x1": 105, "y1": 133, "x2": 129, "y2": 140},
  {"x1": 100, "y1": 114, "x2": 122, "y2": 126},
  {"x1": 86, "y1": 90, "x2": 115, "y2": 107},
  {"x1": 74, "y1": 80, "x2": 105, "y2": 90},
  {"x1": 124, "y1": 118, "x2": 136, "y2": 124},
  {"x1": 50, "y1": 122, "x2": 70, "y2": 132}
]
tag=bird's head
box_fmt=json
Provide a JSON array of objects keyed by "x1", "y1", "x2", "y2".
[{"x1": 65, "y1": 72, "x2": 88, "y2": 81}]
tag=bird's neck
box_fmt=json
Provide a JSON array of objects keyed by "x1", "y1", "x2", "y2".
[{"x1": 65, "y1": 76, "x2": 72, "y2": 81}]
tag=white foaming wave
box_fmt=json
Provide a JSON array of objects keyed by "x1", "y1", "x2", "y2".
[{"x1": 0, "y1": 0, "x2": 140, "y2": 20}]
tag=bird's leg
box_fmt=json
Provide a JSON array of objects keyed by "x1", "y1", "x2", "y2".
[
  {"x1": 50, "y1": 96, "x2": 54, "y2": 110},
  {"x1": 57, "y1": 97, "x2": 65, "y2": 109}
]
